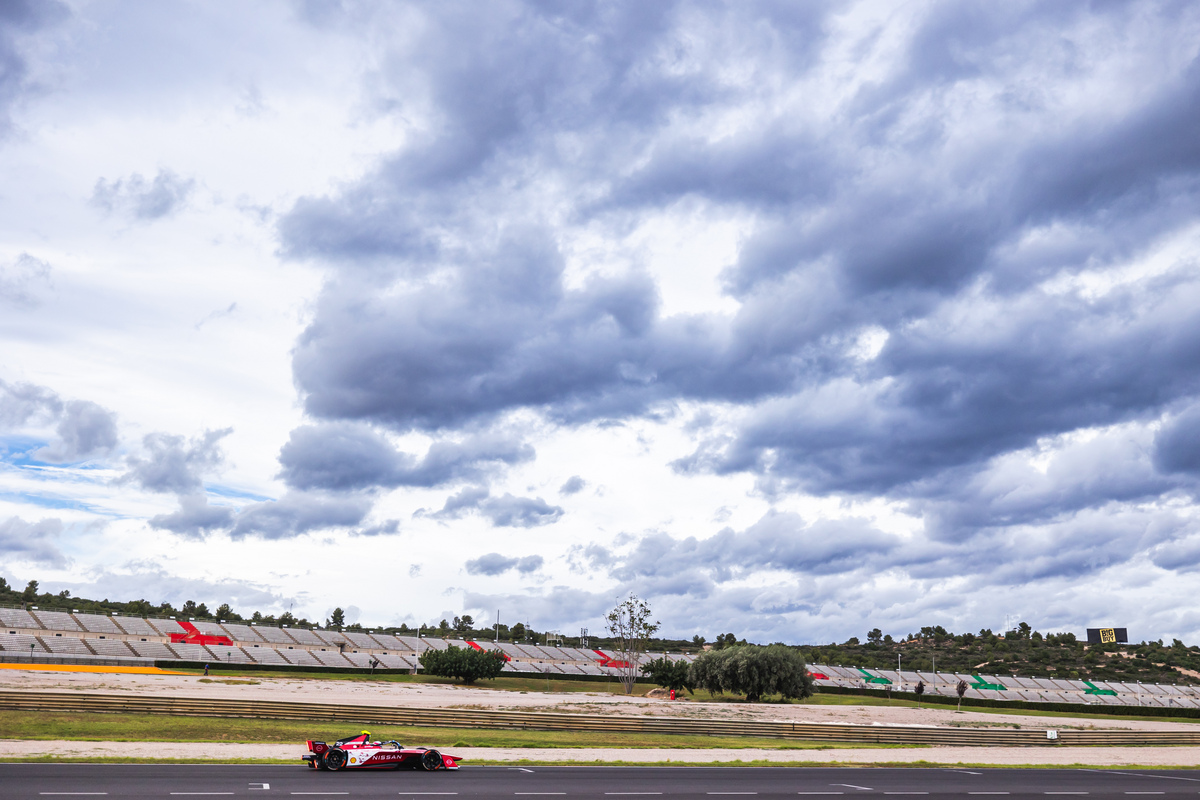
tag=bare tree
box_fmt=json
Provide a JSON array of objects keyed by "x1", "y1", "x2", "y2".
[
  {"x1": 956, "y1": 679, "x2": 968, "y2": 711},
  {"x1": 605, "y1": 593, "x2": 660, "y2": 695}
]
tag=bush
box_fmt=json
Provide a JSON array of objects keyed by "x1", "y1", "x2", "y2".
[
  {"x1": 689, "y1": 644, "x2": 814, "y2": 701},
  {"x1": 418, "y1": 645, "x2": 507, "y2": 684},
  {"x1": 641, "y1": 657, "x2": 694, "y2": 693}
]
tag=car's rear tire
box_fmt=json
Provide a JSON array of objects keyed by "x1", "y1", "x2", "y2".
[
  {"x1": 324, "y1": 748, "x2": 348, "y2": 771},
  {"x1": 420, "y1": 749, "x2": 442, "y2": 771}
]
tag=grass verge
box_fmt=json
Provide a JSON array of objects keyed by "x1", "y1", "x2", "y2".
[{"x1": 0, "y1": 710, "x2": 905, "y2": 750}]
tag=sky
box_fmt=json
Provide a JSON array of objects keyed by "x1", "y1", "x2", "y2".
[{"x1": 2, "y1": 0, "x2": 1200, "y2": 645}]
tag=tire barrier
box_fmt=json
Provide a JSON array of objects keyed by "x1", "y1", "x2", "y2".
[{"x1": 3, "y1": 690, "x2": 1200, "y2": 747}]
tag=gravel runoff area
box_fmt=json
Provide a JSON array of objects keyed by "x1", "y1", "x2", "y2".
[
  {"x1": 3, "y1": 667, "x2": 1197, "y2": 732},
  {"x1": 1, "y1": 740, "x2": 1200, "y2": 766}
]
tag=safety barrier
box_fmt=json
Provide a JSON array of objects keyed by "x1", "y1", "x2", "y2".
[{"x1": 3, "y1": 691, "x2": 1200, "y2": 746}]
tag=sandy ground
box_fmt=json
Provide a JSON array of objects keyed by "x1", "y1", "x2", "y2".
[
  {"x1": 2, "y1": 668, "x2": 1195, "y2": 733},
  {"x1": 1, "y1": 740, "x2": 1199, "y2": 766}
]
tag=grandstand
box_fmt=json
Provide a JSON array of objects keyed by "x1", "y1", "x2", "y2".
[{"x1": 4, "y1": 604, "x2": 1200, "y2": 708}]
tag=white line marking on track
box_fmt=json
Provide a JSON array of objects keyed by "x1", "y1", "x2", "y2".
[
  {"x1": 290, "y1": 794, "x2": 350, "y2": 796},
  {"x1": 885, "y1": 793, "x2": 929, "y2": 795},
  {"x1": 405, "y1": 794, "x2": 459, "y2": 796},
  {"x1": 949, "y1": 772, "x2": 982, "y2": 776},
  {"x1": 1124, "y1": 793, "x2": 1165, "y2": 795},
  {"x1": 170, "y1": 794, "x2": 234, "y2": 796},
  {"x1": 831, "y1": 786, "x2": 874, "y2": 792},
  {"x1": 250, "y1": 786, "x2": 270, "y2": 792},
  {"x1": 1044, "y1": 793, "x2": 1089, "y2": 795},
  {"x1": 707, "y1": 794, "x2": 758, "y2": 796},
  {"x1": 969, "y1": 793, "x2": 1010, "y2": 795},
  {"x1": 39, "y1": 795, "x2": 108, "y2": 797},
  {"x1": 798, "y1": 794, "x2": 844, "y2": 796},
  {"x1": 514, "y1": 794, "x2": 565, "y2": 796},
  {"x1": 510, "y1": 768, "x2": 536, "y2": 773},
  {"x1": 1087, "y1": 771, "x2": 1200, "y2": 784},
  {"x1": 605, "y1": 794, "x2": 663, "y2": 796}
]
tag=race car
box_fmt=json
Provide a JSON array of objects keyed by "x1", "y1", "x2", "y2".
[{"x1": 303, "y1": 732, "x2": 461, "y2": 771}]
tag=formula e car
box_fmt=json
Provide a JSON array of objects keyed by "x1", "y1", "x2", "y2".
[{"x1": 304, "y1": 732, "x2": 461, "y2": 771}]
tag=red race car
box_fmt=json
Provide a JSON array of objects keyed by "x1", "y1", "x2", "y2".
[{"x1": 304, "y1": 732, "x2": 462, "y2": 771}]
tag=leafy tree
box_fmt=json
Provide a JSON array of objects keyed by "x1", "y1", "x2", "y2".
[
  {"x1": 641, "y1": 657, "x2": 693, "y2": 693},
  {"x1": 194, "y1": 603, "x2": 212, "y2": 619},
  {"x1": 278, "y1": 611, "x2": 296, "y2": 626},
  {"x1": 0, "y1": 577, "x2": 9, "y2": 593},
  {"x1": 438, "y1": 619, "x2": 451, "y2": 636},
  {"x1": 181, "y1": 600, "x2": 198, "y2": 617},
  {"x1": 511, "y1": 622, "x2": 526, "y2": 641},
  {"x1": 22, "y1": 580, "x2": 38, "y2": 602},
  {"x1": 58, "y1": 589, "x2": 70, "y2": 599},
  {"x1": 689, "y1": 644, "x2": 813, "y2": 702},
  {"x1": 452, "y1": 614, "x2": 475, "y2": 633},
  {"x1": 692, "y1": 634, "x2": 706, "y2": 647},
  {"x1": 327, "y1": 608, "x2": 345, "y2": 630},
  {"x1": 606, "y1": 593, "x2": 660, "y2": 695},
  {"x1": 215, "y1": 603, "x2": 240, "y2": 621},
  {"x1": 419, "y1": 645, "x2": 506, "y2": 684},
  {"x1": 867, "y1": 628, "x2": 883, "y2": 646}
]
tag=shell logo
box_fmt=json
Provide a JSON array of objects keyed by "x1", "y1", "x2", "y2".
[{"x1": 349, "y1": 757, "x2": 357, "y2": 764}]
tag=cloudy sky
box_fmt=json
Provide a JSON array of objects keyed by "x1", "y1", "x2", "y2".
[{"x1": 3, "y1": 0, "x2": 1200, "y2": 644}]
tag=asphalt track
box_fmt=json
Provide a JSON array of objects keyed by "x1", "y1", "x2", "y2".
[{"x1": 3, "y1": 765, "x2": 1200, "y2": 799}]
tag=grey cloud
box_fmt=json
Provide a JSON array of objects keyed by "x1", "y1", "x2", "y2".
[
  {"x1": 272, "y1": 2, "x2": 1200, "y2": 585},
  {"x1": 465, "y1": 552, "x2": 543, "y2": 576},
  {"x1": 0, "y1": 516, "x2": 67, "y2": 566},
  {"x1": 91, "y1": 169, "x2": 195, "y2": 220},
  {"x1": 0, "y1": 0, "x2": 68, "y2": 137},
  {"x1": 1154, "y1": 404, "x2": 1200, "y2": 477},
  {"x1": 277, "y1": 422, "x2": 533, "y2": 490},
  {"x1": 34, "y1": 400, "x2": 119, "y2": 463},
  {"x1": 0, "y1": 253, "x2": 51, "y2": 306},
  {"x1": 229, "y1": 492, "x2": 372, "y2": 540},
  {"x1": 123, "y1": 429, "x2": 231, "y2": 494},
  {"x1": 429, "y1": 486, "x2": 563, "y2": 528},
  {"x1": 0, "y1": 379, "x2": 118, "y2": 463},
  {"x1": 149, "y1": 494, "x2": 235, "y2": 538},
  {"x1": 559, "y1": 475, "x2": 586, "y2": 495},
  {"x1": 58, "y1": 565, "x2": 287, "y2": 614},
  {"x1": 355, "y1": 519, "x2": 400, "y2": 536}
]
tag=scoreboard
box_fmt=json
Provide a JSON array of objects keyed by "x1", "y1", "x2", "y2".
[{"x1": 1086, "y1": 627, "x2": 1128, "y2": 644}]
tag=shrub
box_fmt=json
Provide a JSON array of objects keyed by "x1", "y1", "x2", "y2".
[
  {"x1": 641, "y1": 657, "x2": 694, "y2": 693},
  {"x1": 418, "y1": 645, "x2": 506, "y2": 684},
  {"x1": 689, "y1": 644, "x2": 814, "y2": 701}
]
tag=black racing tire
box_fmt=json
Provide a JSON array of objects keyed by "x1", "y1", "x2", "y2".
[
  {"x1": 324, "y1": 748, "x2": 348, "y2": 771},
  {"x1": 420, "y1": 749, "x2": 442, "y2": 771}
]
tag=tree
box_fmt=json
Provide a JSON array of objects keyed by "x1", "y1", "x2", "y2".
[
  {"x1": 641, "y1": 657, "x2": 693, "y2": 693},
  {"x1": 327, "y1": 608, "x2": 345, "y2": 630},
  {"x1": 867, "y1": 628, "x2": 883, "y2": 646},
  {"x1": 419, "y1": 645, "x2": 506, "y2": 684},
  {"x1": 181, "y1": 600, "x2": 198, "y2": 618},
  {"x1": 194, "y1": 603, "x2": 212, "y2": 619},
  {"x1": 0, "y1": 577, "x2": 9, "y2": 593},
  {"x1": 278, "y1": 611, "x2": 296, "y2": 627},
  {"x1": 915, "y1": 679, "x2": 925, "y2": 708},
  {"x1": 689, "y1": 645, "x2": 813, "y2": 702},
  {"x1": 215, "y1": 603, "x2": 240, "y2": 621},
  {"x1": 606, "y1": 593, "x2": 660, "y2": 695},
  {"x1": 438, "y1": 619, "x2": 451, "y2": 636},
  {"x1": 692, "y1": 634, "x2": 706, "y2": 647},
  {"x1": 956, "y1": 679, "x2": 968, "y2": 711},
  {"x1": 713, "y1": 632, "x2": 744, "y2": 650},
  {"x1": 452, "y1": 614, "x2": 475, "y2": 633},
  {"x1": 511, "y1": 622, "x2": 526, "y2": 641},
  {"x1": 58, "y1": 589, "x2": 70, "y2": 599},
  {"x1": 22, "y1": 580, "x2": 38, "y2": 602}
]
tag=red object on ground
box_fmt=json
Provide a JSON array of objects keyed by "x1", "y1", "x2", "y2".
[{"x1": 809, "y1": 672, "x2": 830, "y2": 680}]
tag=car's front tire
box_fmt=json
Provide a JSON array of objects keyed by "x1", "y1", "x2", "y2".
[
  {"x1": 420, "y1": 750, "x2": 442, "y2": 771},
  {"x1": 323, "y1": 748, "x2": 348, "y2": 771}
]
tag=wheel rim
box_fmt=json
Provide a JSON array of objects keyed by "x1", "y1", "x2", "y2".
[
  {"x1": 325, "y1": 748, "x2": 347, "y2": 770},
  {"x1": 421, "y1": 749, "x2": 442, "y2": 771}
]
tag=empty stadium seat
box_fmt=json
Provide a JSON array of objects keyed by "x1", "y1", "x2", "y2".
[
  {"x1": 0, "y1": 632, "x2": 48, "y2": 652},
  {"x1": 84, "y1": 638, "x2": 137, "y2": 657},
  {"x1": 0, "y1": 608, "x2": 40, "y2": 628},
  {"x1": 41, "y1": 635, "x2": 93, "y2": 655},
  {"x1": 127, "y1": 640, "x2": 175, "y2": 659},
  {"x1": 30, "y1": 610, "x2": 81, "y2": 631},
  {"x1": 111, "y1": 616, "x2": 158, "y2": 636},
  {"x1": 73, "y1": 614, "x2": 122, "y2": 634}
]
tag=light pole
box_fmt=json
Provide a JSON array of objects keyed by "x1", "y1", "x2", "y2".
[{"x1": 897, "y1": 653, "x2": 902, "y2": 693}]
